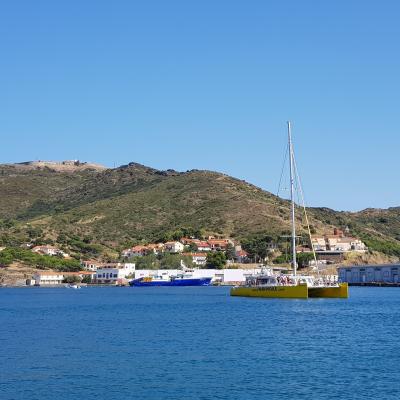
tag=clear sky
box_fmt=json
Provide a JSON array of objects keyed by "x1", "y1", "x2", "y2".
[{"x1": 1, "y1": 1, "x2": 399, "y2": 211}]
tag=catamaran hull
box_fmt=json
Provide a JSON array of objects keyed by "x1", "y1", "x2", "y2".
[
  {"x1": 129, "y1": 278, "x2": 212, "y2": 287},
  {"x1": 230, "y1": 284, "x2": 309, "y2": 299},
  {"x1": 308, "y1": 283, "x2": 348, "y2": 298},
  {"x1": 230, "y1": 283, "x2": 349, "y2": 299}
]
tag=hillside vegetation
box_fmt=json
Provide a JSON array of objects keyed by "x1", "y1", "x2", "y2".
[{"x1": 0, "y1": 161, "x2": 399, "y2": 259}]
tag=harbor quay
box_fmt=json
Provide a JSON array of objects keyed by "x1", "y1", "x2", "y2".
[
  {"x1": 338, "y1": 264, "x2": 400, "y2": 285},
  {"x1": 29, "y1": 265, "x2": 269, "y2": 287},
  {"x1": 26, "y1": 263, "x2": 400, "y2": 287}
]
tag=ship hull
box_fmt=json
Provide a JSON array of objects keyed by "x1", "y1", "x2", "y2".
[
  {"x1": 129, "y1": 277, "x2": 212, "y2": 287},
  {"x1": 308, "y1": 283, "x2": 349, "y2": 298},
  {"x1": 230, "y1": 284, "x2": 309, "y2": 299}
]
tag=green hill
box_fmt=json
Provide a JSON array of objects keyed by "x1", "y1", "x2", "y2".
[{"x1": 0, "y1": 160, "x2": 399, "y2": 259}]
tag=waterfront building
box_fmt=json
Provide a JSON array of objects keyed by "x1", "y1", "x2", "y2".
[
  {"x1": 338, "y1": 264, "x2": 400, "y2": 284},
  {"x1": 33, "y1": 271, "x2": 64, "y2": 285},
  {"x1": 95, "y1": 263, "x2": 135, "y2": 284}
]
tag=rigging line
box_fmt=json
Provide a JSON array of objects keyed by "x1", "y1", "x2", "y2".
[
  {"x1": 292, "y1": 151, "x2": 320, "y2": 276},
  {"x1": 276, "y1": 143, "x2": 289, "y2": 197}
]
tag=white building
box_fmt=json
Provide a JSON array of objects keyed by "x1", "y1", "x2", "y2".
[
  {"x1": 95, "y1": 263, "x2": 135, "y2": 284},
  {"x1": 327, "y1": 237, "x2": 367, "y2": 252},
  {"x1": 338, "y1": 264, "x2": 400, "y2": 284},
  {"x1": 164, "y1": 241, "x2": 185, "y2": 253},
  {"x1": 33, "y1": 271, "x2": 64, "y2": 285},
  {"x1": 311, "y1": 238, "x2": 327, "y2": 251},
  {"x1": 312, "y1": 235, "x2": 367, "y2": 253},
  {"x1": 81, "y1": 260, "x2": 100, "y2": 272},
  {"x1": 31, "y1": 245, "x2": 69, "y2": 258}
]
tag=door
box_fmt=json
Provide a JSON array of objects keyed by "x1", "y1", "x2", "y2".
[{"x1": 374, "y1": 269, "x2": 382, "y2": 282}]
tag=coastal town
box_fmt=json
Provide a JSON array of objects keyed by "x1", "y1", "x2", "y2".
[{"x1": 2, "y1": 227, "x2": 386, "y2": 287}]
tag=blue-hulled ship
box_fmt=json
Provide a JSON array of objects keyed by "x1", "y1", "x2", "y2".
[{"x1": 129, "y1": 273, "x2": 212, "y2": 287}]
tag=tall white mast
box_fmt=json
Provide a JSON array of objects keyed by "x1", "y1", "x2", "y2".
[{"x1": 287, "y1": 121, "x2": 297, "y2": 276}]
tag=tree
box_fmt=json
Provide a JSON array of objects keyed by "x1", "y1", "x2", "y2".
[
  {"x1": 134, "y1": 254, "x2": 160, "y2": 270},
  {"x1": 81, "y1": 275, "x2": 92, "y2": 284},
  {"x1": 186, "y1": 242, "x2": 198, "y2": 252},
  {"x1": 160, "y1": 253, "x2": 193, "y2": 269},
  {"x1": 273, "y1": 252, "x2": 314, "y2": 268},
  {"x1": 63, "y1": 275, "x2": 82, "y2": 284},
  {"x1": 296, "y1": 252, "x2": 315, "y2": 268},
  {"x1": 241, "y1": 235, "x2": 275, "y2": 262},
  {"x1": 205, "y1": 251, "x2": 226, "y2": 269},
  {"x1": 225, "y1": 243, "x2": 236, "y2": 261}
]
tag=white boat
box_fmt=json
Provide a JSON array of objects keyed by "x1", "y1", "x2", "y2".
[{"x1": 65, "y1": 284, "x2": 81, "y2": 289}]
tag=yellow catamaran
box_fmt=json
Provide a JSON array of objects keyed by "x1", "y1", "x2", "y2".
[{"x1": 230, "y1": 122, "x2": 348, "y2": 299}]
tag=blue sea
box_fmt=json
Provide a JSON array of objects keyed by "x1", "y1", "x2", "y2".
[{"x1": 1, "y1": 286, "x2": 399, "y2": 400}]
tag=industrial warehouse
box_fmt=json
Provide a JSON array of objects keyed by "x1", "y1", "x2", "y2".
[{"x1": 338, "y1": 264, "x2": 400, "y2": 285}]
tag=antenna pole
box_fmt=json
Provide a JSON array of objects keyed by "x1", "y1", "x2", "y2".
[{"x1": 288, "y1": 121, "x2": 297, "y2": 276}]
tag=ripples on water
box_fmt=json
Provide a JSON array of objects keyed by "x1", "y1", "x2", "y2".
[{"x1": 0, "y1": 287, "x2": 399, "y2": 400}]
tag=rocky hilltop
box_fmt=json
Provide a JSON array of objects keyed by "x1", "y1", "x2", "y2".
[{"x1": 12, "y1": 160, "x2": 106, "y2": 172}]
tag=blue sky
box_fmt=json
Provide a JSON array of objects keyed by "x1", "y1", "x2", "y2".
[{"x1": 1, "y1": 1, "x2": 399, "y2": 211}]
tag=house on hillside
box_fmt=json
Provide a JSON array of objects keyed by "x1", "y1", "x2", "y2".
[
  {"x1": 308, "y1": 230, "x2": 367, "y2": 264},
  {"x1": 311, "y1": 231, "x2": 367, "y2": 253},
  {"x1": 31, "y1": 245, "x2": 69, "y2": 258},
  {"x1": 122, "y1": 244, "x2": 164, "y2": 258},
  {"x1": 122, "y1": 245, "x2": 148, "y2": 258},
  {"x1": 164, "y1": 241, "x2": 185, "y2": 253},
  {"x1": 197, "y1": 241, "x2": 211, "y2": 251},
  {"x1": 326, "y1": 236, "x2": 367, "y2": 252},
  {"x1": 207, "y1": 239, "x2": 233, "y2": 251},
  {"x1": 311, "y1": 237, "x2": 327, "y2": 251},
  {"x1": 81, "y1": 259, "x2": 101, "y2": 271},
  {"x1": 146, "y1": 243, "x2": 164, "y2": 254},
  {"x1": 235, "y1": 250, "x2": 250, "y2": 263},
  {"x1": 180, "y1": 238, "x2": 201, "y2": 246}
]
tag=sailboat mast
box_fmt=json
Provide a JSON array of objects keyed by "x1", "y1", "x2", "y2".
[{"x1": 287, "y1": 121, "x2": 297, "y2": 276}]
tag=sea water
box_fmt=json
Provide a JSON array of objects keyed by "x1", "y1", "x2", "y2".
[{"x1": 0, "y1": 286, "x2": 399, "y2": 400}]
